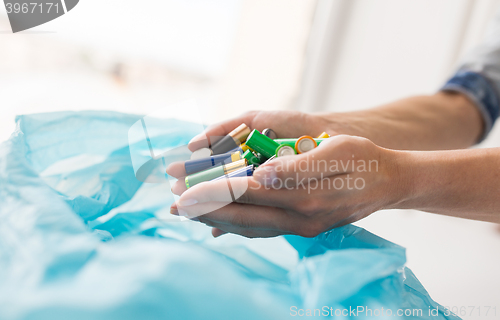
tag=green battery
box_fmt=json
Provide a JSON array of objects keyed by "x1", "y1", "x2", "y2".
[
  {"x1": 274, "y1": 138, "x2": 326, "y2": 148},
  {"x1": 243, "y1": 150, "x2": 263, "y2": 166},
  {"x1": 185, "y1": 159, "x2": 247, "y2": 188},
  {"x1": 275, "y1": 145, "x2": 297, "y2": 157},
  {"x1": 245, "y1": 130, "x2": 281, "y2": 159},
  {"x1": 256, "y1": 152, "x2": 268, "y2": 163}
]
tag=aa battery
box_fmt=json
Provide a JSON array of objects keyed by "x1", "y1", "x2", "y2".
[
  {"x1": 262, "y1": 128, "x2": 278, "y2": 140},
  {"x1": 185, "y1": 159, "x2": 247, "y2": 188},
  {"x1": 210, "y1": 123, "x2": 251, "y2": 155},
  {"x1": 275, "y1": 145, "x2": 296, "y2": 157},
  {"x1": 184, "y1": 151, "x2": 242, "y2": 175},
  {"x1": 295, "y1": 135, "x2": 317, "y2": 154},
  {"x1": 245, "y1": 129, "x2": 281, "y2": 159},
  {"x1": 243, "y1": 150, "x2": 263, "y2": 166},
  {"x1": 274, "y1": 138, "x2": 326, "y2": 148},
  {"x1": 317, "y1": 132, "x2": 330, "y2": 138},
  {"x1": 211, "y1": 165, "x2": 254, "y2": 181}
]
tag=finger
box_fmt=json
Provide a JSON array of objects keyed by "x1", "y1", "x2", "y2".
[
  {"x1": 188, "y1": 112, "x2": 257, "y2": 152},
  {"x1": 203, "y1": 221, "x2": 285, "y2": 238},
  {"x1": 171, "y1": 179, "x2": 187, "y2": 196},
  {"x1": 197, "y1": 210, "x2": 290, "y2": 238},
  {"x1": 177, "y1": 176, "x2": 306, "y2": 210},
  {"x1": 177, "y1": 178, "x2": 243, "y2": 206},
  {"x1": 165, "y1": 161, "x2": 186, "y2": 178},
  {"x1": 179, "y1": 173, "x2": 361, "y2": 215},
  {"x1": 212, "y1": 228, "x2": 227, "y2": 238},
  {"x1": 252, "y1": 135, "x2": 361, "y2": 187},
  {"x1": 179, "y1": 198, "x2": 300, "y2": 234},
  {"x1": 170, "y1": 202, "x2": 178, "y2": 215}
]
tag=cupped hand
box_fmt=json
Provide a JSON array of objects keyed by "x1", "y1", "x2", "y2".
[
  {"x1": 187, "y1": 110, "x2": 335, "y2": 152},
  {"x1": 170, "y1": 135, "x2": 407, "y2": 238},
  {"x1": 166, "y1": 110, "x2": 336, "y2": 194}
]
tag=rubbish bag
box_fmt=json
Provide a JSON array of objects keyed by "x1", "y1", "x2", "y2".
[{"x1": 0, "y1": 111, "x2": 461, "y2": 320}]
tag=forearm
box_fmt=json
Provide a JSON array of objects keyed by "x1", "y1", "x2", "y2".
[
  {"x1": 320, "y1": 91, "x2": 484, "y2": 151},
  {"x1": 391, "y1": 147, "x2": 500, "y2": 223}
]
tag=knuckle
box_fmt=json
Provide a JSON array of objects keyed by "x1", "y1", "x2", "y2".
[
  {"x1": 272, "y1": 170, "x2": 287, "y2": 186},
  {"x1": 338, "y1": 135, "x2": 371, "y2": 149},
  {"x1": 295, "y1": 220, "x2": 323, "y2": 238},
  {"x1": 353, "y1": 136, "x2": 373, "y2": 149},
  {"x1": 337, "y1": 136, "x2": 356, "y2": 152}
]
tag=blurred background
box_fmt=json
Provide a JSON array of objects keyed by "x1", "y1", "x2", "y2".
[{"x1": 1, "y1": 0, "x2": 499, "y2": 318}]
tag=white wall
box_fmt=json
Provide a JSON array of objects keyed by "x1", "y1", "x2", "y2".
[{"x1": 298, "y1": 0, "x2": 500, "y2": 113}]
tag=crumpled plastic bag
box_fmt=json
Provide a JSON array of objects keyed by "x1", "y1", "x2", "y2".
[{"x1": 0, "y1": 111, "x2": 461, "y2": 320}]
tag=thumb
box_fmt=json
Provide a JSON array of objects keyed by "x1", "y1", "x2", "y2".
[{"x1": 252, "y1": 136, "x2": 355, "y2": 187}]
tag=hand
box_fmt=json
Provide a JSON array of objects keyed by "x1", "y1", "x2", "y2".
[
  {"x1": 166, "y1": 110, "x2": 338, "y2": 195},
  {"x1": 187, "y1": 110, "x2": 336, "y2": 152},
  {"x1": 170, "y1": 135, "x2": 407, "y2": 238}
]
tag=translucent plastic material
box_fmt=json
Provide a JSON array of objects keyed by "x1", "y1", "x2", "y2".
[{"x1": 0, "y1": 111, "x2": 461, "y2": 320}]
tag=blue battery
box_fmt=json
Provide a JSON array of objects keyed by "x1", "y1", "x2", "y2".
[
  {"x1": 211, "y1": 165, "x2": 254, "y2": 181},
  {"x1": 184, "y1": 151, "x2": 242, "y2": 175}
]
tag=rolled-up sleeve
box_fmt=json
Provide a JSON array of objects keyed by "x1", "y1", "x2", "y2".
[{"x1": 441, "y1": 8, "x2": 500, "y2": 141}]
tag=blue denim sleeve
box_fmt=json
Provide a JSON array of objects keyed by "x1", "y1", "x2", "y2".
[{"x1": 441, "y1": 70, "x2": 500, "y2": 141}]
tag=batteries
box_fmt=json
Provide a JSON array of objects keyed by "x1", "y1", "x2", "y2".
[
  {"x1": 183, "y1": 125, "x2": 331, "y2": 188},
  {"x1": 245, "y1": 129, "x2": 281, "y2": 159},
  {"x1": 262, "y1": 128, "x2": 278, "y2": 140},
  {"x1": 274, "y1": 138, "x2": 325, "y2": 148},
  {"x1": 272, "y1": 135, "x2": 328, "y2": 156},
  {"x1": 243, "y1": 150, "x2": 262, "y2": 166},
  {"x1": 211, "y1": 123, "x2": 251, "y2": 155},
  {"x1": 211, "y1": 165, "x2": 255, "y2": 181},
  {"x1": 185, "y1": 159, "x2": 248, "y2": 188},
  {"x1": 295, "y1": 136, "x2": 317, "y2": 154},
  {"x1": 275, "y1": 145, "x2": 296, "y2": 157},
  {"x1": 184, "y1": 151, "x2": 242, "y2": 175}
]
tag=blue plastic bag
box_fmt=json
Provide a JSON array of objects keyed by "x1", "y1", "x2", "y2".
[{"x1": 0, "y1": 111, "x2": 460, "y2": 320}]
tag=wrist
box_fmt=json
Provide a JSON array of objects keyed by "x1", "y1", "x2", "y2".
[
  {"x1": 386, "y1": 149, "x2": 450, "y2": 211},
  {"x1": 383, "y1": 149, "x2": 423, "y2": 210}
]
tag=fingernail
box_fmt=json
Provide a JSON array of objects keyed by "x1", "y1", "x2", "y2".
[
  {"x1": 170, "y1": 207, "x2": 179, "y2": 215},
  {"x1": 179, "y1": 198, "x2": 198, "y2": 206},
  {"x1": 253, "y1": 165, "x2": 277, "y2": 186}
]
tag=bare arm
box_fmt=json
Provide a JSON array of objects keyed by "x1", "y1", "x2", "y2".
[
  {"x1": 188, "y1": 91, "x2": 484, "y2": 154},
  {"x1": 393, "y1": 147, "x2": 500, "y2": 223},
  {"x1": 173, "y1": 135, "x2": 500, "y2": 239},
  {"x1": 320, "y1": 91, "x2": 484, "y2": 151}
]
